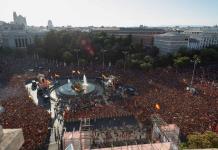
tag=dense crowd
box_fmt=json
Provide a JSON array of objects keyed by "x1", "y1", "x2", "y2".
[
  {"x1": 64, "y1": 103, "x2": 132, "y2": 121},
  {"x1": 91, "y1": 125, "x2": 147, "y2": 148},
  {"x1": 0, "y1": 61, "x2": 51, "y2": 150},
  {"x1": 0, "y1": 96, "x2": 51, "y2": 150},
  {"x1": 60, "y1": 67, "x2": 217, "y2": 136},
  {"x1": 120, "y1": 69, "x2": 218, "y2": 136},
  {"x1": 0, "y1": 55, "x2": 218, "y2": 149},
  {"x1": 46, "y1": 60, "x2": 218, "y2": 137}
]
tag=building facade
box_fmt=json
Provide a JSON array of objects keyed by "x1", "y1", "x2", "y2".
[
  {"x1": 184, "y1": 27, "x2": 218, "y2": 49},
  {"x1": 154, "y1": 32, "x2": 189, "y2": 54},
  {"x1": 91, "y1": 27, "x2": 166, "y2": 47},
  {"x1": 0, "y1": 12, "x2": 48, "y2": 49},
  {"x1": 0, "y1": 23, "x2": 47, "y2": 49}
]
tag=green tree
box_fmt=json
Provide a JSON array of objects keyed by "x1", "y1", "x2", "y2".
[
  {"x1": 156, "y1": 54, "x2": 173, "y2": 67},
  {"x1": 0, "y1": 47, "x2": 14, "y2": 56},
  {"x1": 144, "y1": 55, "x2": 154, "y2": 64},
  {"x1": 79, "y1": 58, "x2": 87, "y2": 67},
  {"x1": 187, "y1": 131, "x2": 218, "y2": 149},
  {"x1": 200, "y1": 48, "x2": 218, "y2": 64},
  {"x1": 115, "y1": 59, "x2": 124, "y2": 68},
  {"x1": 174, "y1": 56, "x2": 190, "y2": 68},
  {"x1": 140, "y1": 62, "x2": 152, "y2": 70},
  {"x1": 62, "y1": 51, "x2": 73, "y2": 64},
  {"x1": 145, "y1": 46, "x2": 159, "y2": 57}
]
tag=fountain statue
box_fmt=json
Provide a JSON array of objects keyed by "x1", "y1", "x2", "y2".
[
  {"x1": 67, "y1": 79, "x2": 72, "y2": 91},
  {"x1": 57, "y1": 74, "x2": 95, "y2": 96},
  {"x1": 68, "y1": 79, "x2": 71, "y2": 84},
  {"x1": 83, "y1": 75, "x2": 88, "y2": 87}
]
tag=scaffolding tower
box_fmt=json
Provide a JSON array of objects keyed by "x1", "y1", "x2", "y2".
[
  {"x1": 151, "y1": 114, "x2": 180, "y2": 150},
  {"x1": 79, "y1": 118, "x2": 92, "y2": 150}
]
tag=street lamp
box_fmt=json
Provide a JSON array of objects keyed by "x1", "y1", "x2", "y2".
[
  {"x1": 101, "y1": 49, "x2": 107, "y2": 69},
  {"x1": 190, "y1": 56, "x2": 200, "y2": 87},
  {"x1": 74, "y1": 49, "x2": 80, "y2": 68},
  {"x1": 0, "y1": 105, "x2": 4, "y2": 114},
  {"x1": 122, "y1": 51, "x2": 128, "y2": 72},
  {"x1": 0, "y1": 105, "x2": 5, "y2": 141}
]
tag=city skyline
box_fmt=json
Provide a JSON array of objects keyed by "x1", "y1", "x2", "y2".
[{"x1": 1, "y1": 0, "x2": 218, "y2": 27}]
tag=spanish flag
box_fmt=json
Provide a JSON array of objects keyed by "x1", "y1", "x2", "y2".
[
  {"x1": 55, "y1": 74, "x2": 60, "y2": 78},
  {"x1": 155, "y1": 103, "x2": 160, "y2": 110}
]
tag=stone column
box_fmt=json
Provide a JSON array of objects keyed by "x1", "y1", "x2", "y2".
[{"x1": 18, "y1": 38, "x2": 21, "y2": 47}]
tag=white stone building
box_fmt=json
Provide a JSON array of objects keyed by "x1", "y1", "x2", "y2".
[
  {"x1": 13, "y1": 12, "x2": 27, "y2": 27},
  {"x1": 0, "y1": 23, "x2": 47, "y2": 49},
  {"x1": 0, "y1": 18, "x2": 48, "y2": 49},
  {"x1": 154, "y1": 32, "x2": 189, "y2": 54},
  {"x1": 184, "y1": 27, "x2": 218, "y2": 49},
  {"x1": 0, "y1": 12, "x2": 48, "y2": 49}
]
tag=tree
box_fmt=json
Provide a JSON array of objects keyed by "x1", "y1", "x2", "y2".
[
  {"x1": 140, "y1": 62, "x2": 152, "y2": 70},
  {"x1": 14, "y1": 48, "x2": 27, "y2": 58},
  {"x1": 200, "y1": 48, "x2": 218, "y2": 64},
  {"x1": 43, "y1": 30, "x2": 60, "y2": 59},
  {"x1": 115, "y1": 59, "x2": 124, "y2": 68},
  {"x1": 174, "y1": 56, "x2": 190, "y2": 68},
  {"x1": 187, "y1": 131, "x2": 218, "y2": 149},
  {"x1": 144, "y1": 55, "x2": 154, "y2": 64},
  {"x1": 79, "y1": 58, "x2": 87, "y2": 67},
  {"x1": 145, "y1": 46, "x2": 159, "y2": 57},
  {"x1": 156, "y1": 54, "x2": 173, "y2": 67},
  {"x1": 62, "y1": 51, "x2": 73, "y2": 65},
  {"x1": 140, "y1": 56, "x2": 154, "y2": 70},
  {"x1": 0, "y1": 47, "x2": 14, "y2": 56}
]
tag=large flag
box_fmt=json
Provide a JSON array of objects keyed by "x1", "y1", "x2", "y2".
[{"x1": 155, "y1": 103, "x2": 160, "y2": 110}]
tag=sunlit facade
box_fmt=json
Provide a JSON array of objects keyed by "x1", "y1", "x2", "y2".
[
  {"x1": 184, "y1": 27, "x2": 218, "y2": 49},
  {"x1": 154, "y1": 32, "x2": 188, "y2": 54}
]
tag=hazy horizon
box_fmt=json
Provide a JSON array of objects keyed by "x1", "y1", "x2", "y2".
[{"x1": 1, "y1": 0, "x2": 218, "y2": 27}]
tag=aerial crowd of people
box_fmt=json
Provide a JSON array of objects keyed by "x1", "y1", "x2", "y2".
[
  {"x1": 0, "y1": 76, "x2": 51, "y2": 150},
  {"x1": 0, "y1": 55, "x2": 218, "y2": 149}
]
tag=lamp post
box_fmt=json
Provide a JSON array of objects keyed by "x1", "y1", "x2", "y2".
[
  {"x1": 122, "y1": 51, "x2": 128, "y2": 72},
  {"x1": 74, "y1": 49, "x2": 80, "y2": 68},
  {"x1": 0, "y1": 105, "x2": 5, "y2": 141},
  {"x1": 190, "y1": 56, "x2": 200, "y2": 87},
  {"x1": 0, "y1": 105, "x2": 4, "y2": 114},
  {"x1": 101, "y1": 49, "x2": 107, "y2": 69}
]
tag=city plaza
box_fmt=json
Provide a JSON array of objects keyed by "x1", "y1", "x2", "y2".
[{"x1": 0, "y1": 56, "x2": 217, "y2": 150}]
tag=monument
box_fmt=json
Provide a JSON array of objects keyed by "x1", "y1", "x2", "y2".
[{"x1": 57, "y1": 75, "x2": 96, "y2": 96}]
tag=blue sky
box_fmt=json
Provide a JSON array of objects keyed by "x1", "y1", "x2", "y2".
[{"x1": 0, "y1": 0, "x2": 218, "y2": 27}]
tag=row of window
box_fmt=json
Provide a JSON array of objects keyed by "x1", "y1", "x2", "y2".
[{"x1": 15, "y1": 38, "x2": 28, "y2": 48}]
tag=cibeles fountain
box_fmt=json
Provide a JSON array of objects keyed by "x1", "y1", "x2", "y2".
[{"x1": 57, "y1": 75, "x2": 96, "y2": 96}]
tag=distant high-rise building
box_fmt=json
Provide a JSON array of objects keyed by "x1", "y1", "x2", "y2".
[
  {"x1": 47, "y1": 20, "x2": 53, "y2": 29},
  {"x1": 13, "y1": 12, "x2": 27, "y2": 27}
]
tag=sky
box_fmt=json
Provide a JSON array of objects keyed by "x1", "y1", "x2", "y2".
[{"x1": 0, "y1": 0, "x2": 218, "y2": 27}]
